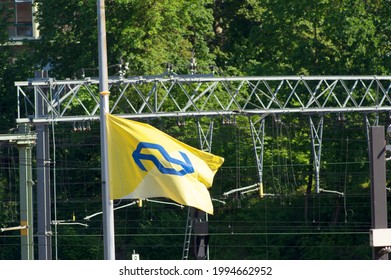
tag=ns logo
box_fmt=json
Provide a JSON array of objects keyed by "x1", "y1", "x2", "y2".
[{"x1": 132, "y1": 142, "x2": 195, "y2": 176}]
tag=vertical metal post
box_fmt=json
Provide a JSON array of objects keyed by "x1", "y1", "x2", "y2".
[
  {"x1": 17, "y1": 124, "x2": 34, "y2": 260},
  {"x1": 98, "y1": 0, "x2": 115, "y2": 260},
  {"x1": 182, "y1": 119, "x2": 214, "y2": 260},
  {"x1": 249, "y1": 116, "x2": 266, "y2": 196},
  {"x1": 197, "y1": 119, "x2": 214, "y2": 152},
  {"x1": 199, "y1": 119, "x2": 214, "y2": 260},
  {"x1": 36, "y1": 70, "x2": 52, "y2": 260},
  {"x1": 195, "y1": 119, "x2": 214, "y2": 260},
  {"x1": 192, "y1": 209, "x2": 209, "y2": 260},
  {"x1": 309, "y1": 115, "x2": 324, "y2": 193},
  {"x1": 369, "y1": 126, "x2": 389, "y2": 260}
]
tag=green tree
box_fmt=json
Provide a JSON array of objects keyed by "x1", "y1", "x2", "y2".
[
  {"x1": 322, "y1": 0, "x2": 389, "y2": 74},
  {"x1": 33, "y1": 0, "x2": 216, "y2": 78},
  {"x1": 214, "y1": 0, "x2": 391, "y2": 75}
]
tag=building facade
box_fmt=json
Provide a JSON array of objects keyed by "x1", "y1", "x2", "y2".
[{"x1": 1, "y1": 0, "x2": 39, "y2": 42}]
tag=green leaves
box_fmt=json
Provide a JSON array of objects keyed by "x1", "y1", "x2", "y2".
[
  {"x1": 32, "y1": 0, "x2": 215, "y2": 78},
  {"x1": 215, "y1": 0, "x2": 391, "y2": 75},
  {"x1": 30, "y1": 0, "x2": 391, "y2": 77}
]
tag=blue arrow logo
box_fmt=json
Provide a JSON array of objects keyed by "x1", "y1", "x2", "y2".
[{"x1": 132, "y1": 142, "x2": 195, "y2": 176}]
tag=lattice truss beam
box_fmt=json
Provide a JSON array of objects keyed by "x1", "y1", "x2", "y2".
[
  {"x1": 15, "y1": 75, "x2": 391, "y2": 123},
  {"x1": 14, "y1": 75, "x2": 391, "y2": 196}
]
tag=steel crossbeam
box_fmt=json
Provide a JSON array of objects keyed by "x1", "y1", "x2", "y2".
[{"x1": 15, "y1": 75, "x2": 391, "y2": 123}]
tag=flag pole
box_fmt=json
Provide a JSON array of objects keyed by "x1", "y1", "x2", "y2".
[{"x1": 97, "y1": 0, "x2": 115, "y2": 260}]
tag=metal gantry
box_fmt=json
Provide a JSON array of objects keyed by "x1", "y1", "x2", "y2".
[
  {"x1": 14, "y1": 74, "x2": 391, "y2": 259},
  {"x1": 15, "y1": 75, "x2": 391, "y2": 123}
]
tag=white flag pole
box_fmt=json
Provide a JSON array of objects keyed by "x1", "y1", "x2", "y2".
[{"x1": 97, "y1": 0, "x2": 115, "y2": 260}]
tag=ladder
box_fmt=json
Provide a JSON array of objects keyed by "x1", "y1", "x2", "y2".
[{"x1": 182, "y1": 207, "x2": 193, "y2": 260}]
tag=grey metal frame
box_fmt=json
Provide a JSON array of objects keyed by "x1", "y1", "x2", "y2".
[
  {"x1": 15, "y1": 75, "x2": 391, "y2": 124},
  {"x1": 15, "y1": 75, "x2": 391, "y2": 260}
]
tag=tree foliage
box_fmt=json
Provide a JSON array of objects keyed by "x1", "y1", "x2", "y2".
[
  {"x1": 32, "y1": 0, "x2": 215, "y2": 77},
  {"x1": 215, "y1": 0, "x2": 391, "y2": 75}
]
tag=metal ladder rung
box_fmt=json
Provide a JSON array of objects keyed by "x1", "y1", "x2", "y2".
[{"x1": 182, "y1": 207, "x2": 193, "y2": 260}]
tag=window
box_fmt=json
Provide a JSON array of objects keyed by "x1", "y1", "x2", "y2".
[{"x1": 4, "y1": 0, "x2": 38, "y2": 40}]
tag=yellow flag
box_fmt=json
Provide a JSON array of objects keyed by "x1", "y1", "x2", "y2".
[{"x1": 106, "y1": 114, "x2": 224, "y2": 214}]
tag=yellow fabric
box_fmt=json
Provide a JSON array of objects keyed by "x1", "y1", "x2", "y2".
[{"x1": 106, "y1": 114, "x2": 224, "y2": 214}]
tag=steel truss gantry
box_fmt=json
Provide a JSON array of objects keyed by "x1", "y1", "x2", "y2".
[
  {"x1": 15, "y1": 75, "x2": 391, "y2": 123},
  {"x1": 15, "y1": 74, "x2": 391, "y2": 259}
]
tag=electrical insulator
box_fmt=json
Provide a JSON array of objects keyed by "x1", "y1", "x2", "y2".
[{"x1": 259, "y1": 182, "x2": 264, "y2": 199}]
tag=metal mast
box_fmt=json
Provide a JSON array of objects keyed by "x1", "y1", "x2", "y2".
[
  {"x1": 35, "y1": 70, "x2": 52, "y2": 260},
  {"x1": 369, "y1": 126, "x2": 389, "y2": 260},
  {"x1": 97, "y1": 0, "x2": 115, "y2": 260},
  {"x1": 0, "y1": 126, "x2": 36, "y2": 260}
]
